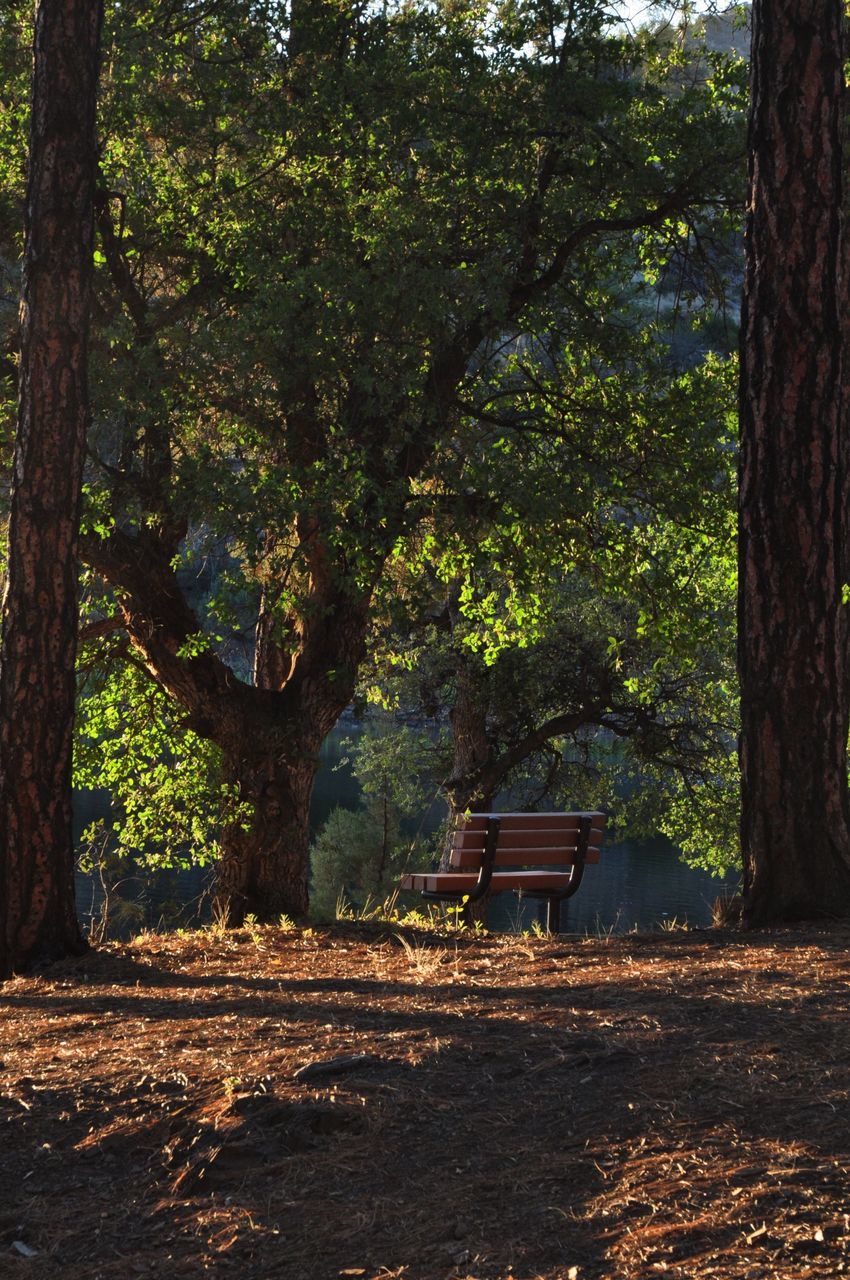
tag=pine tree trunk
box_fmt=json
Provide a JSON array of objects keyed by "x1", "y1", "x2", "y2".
[
  {"x1": 0, "y1": 0, "x2": 102, "y2": 978},
  {"x1": 738, "y1": 0, "x2": 850, "y2": 924}
]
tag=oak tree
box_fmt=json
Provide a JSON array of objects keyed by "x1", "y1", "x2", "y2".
[
  {"x1": 0, "y1": 0, "x2": 743, "y2": 924},
  {"x1": 77, "y1": 0, "x2": 741, "y2": 922}
]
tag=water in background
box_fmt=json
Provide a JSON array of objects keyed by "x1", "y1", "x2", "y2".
[
  {"x1": 489, "y1": 838, "x2": 737, "y2": 935},
  {"x1": 73, "y1": 724, "x2": 739, "y2": 936}
]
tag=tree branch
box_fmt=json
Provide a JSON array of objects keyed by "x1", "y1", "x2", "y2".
[{"x1": 78, "y1": 615, "x2": 124, "y2": 643}]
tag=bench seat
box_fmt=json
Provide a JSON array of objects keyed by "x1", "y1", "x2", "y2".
[{"x1": 404, "y1": 870, "x2": 576, "y2": 894}]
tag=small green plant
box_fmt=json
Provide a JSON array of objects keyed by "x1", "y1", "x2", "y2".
[
  {"x1": 392, "y1": 904, "x2": 447, "y2": 930},
  {"x1": 277, "y1": 913, "x2": 296, "y2": 931},
  {"x1": 322, "y1": 886, "x2": 470, "y2": 934},
  {"x1": 243, "y1": 913, "x2": 263, "y2": 945}
]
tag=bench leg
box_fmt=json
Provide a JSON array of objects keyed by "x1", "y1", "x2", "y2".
[{"x1": 546, "y1": 898, "x2": 561, "y2": 934}]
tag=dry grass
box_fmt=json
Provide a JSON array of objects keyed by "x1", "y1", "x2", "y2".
[{"x1": 2, "y1": 920, "x2": 850, "y2": 1278}]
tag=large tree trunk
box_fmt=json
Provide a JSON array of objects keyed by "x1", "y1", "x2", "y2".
[
  {"x1": 212, "y1": 565, "x2": 319, "y2": 922},
  {"x1": 216, "y1": 741, "x2": 319, "y2": 923},
  {"x1": 0, "y1": 0, "x2": 102, "y2": 979},
  {"x1": 83, "y1": 523, "x2": 371, "y2": 924},
  {"x1": 738, "y1": 0, "x2": 850, "y2": 924},
  {"x1": 445, "y1": 680, "x2": 495, "y2": 825},
  {"x1": 216, "y1": 562, "x2": 370, "y2": 922}
]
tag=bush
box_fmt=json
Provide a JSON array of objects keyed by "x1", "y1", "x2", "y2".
[{"x1": 309, "y1": 720, "x2": 435, "y2": 920}]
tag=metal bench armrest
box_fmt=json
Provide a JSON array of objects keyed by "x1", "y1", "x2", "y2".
[
  {"x1": 418, "y1": 815, "x2": 500, "y2": 904},
  {"x1": 463, "y1": 815, "x2": 499, "y2": 902}
]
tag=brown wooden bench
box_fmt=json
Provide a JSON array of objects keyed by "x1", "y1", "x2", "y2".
[{"x1": 401, "y1": 810, "x2": 605, "y2": 932}]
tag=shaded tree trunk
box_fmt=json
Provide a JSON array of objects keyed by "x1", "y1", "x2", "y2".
[
  {"x1": 83, "y1": 524, "x2": 370, "y2": 924},
  {"x1": 441, "y1": 593, "x2": 495, "y2": 895},
  {"x1": 218, "y1": 553, "x2": 371, "y2": 922},
  {"x1": 213, "y1": 587, "x2": 335, "y2": 923},
  {"x1": 0, "y1": 0, "x2": 102, "y2": 979},
  {"x1": 738, "y1": 0, "x2": 850, "y2": 923},
  {"x1": 217, "y1": 742, "x2": 319, "y2": 922},
  {"x1": 445, "y1": 672, "x2": 495, "y2": 824},
  {"x1": 444, "y1": 667, "x2": 494, "y2": 924}
]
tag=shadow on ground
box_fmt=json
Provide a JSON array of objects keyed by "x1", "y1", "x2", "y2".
[{"x1": 2, "y1": 923, "x2": 850, "y2": 1279}]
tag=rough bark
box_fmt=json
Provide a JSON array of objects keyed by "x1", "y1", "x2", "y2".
[
  {"x1": 0, "y1": 0, "x2": 102, "y2": 978},
  {"x1": 82, "y1": 522, "x2": 371, "y2": 923},
  {"x1": 445, "y1": 670, "x2": 495, "y2": 824},
  {"x1": 214, "y1": 586, "x2": 367, "y2": 922},
  {"x1": 0, "y1": 2, "x2": 102, "y2": 977},
  {"x1": 738, "y1": 0, "x2": 850, "y2": 923},
  {"x1": 216, "y1": 743, "x2": 318, "y2": 923}
]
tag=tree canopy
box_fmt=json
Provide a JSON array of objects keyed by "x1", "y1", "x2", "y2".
[{"x1": 0, "y1": 0, "x2": 746, "y2": 929}]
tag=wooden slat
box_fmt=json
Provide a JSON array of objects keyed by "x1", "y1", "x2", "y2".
[
  {"x1": 453, "y1": 826, "x2": 604, "y2": 852},
  {"x1": 401, "y1": 870, "x2": 575, "y2": 894},
  {"x1": 461, "y1": 810, "x2": 604, "y2": 823},
  {"x1": 450, "y1": 845, "x2": 600, "y2": 868},
  {"x1": 460, "y1": 813, "x2": 594, "y2": 832}
]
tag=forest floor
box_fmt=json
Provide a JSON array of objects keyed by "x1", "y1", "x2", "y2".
[{"x1": 2, "y1": 919, "x2": 850, "y2": 1280}]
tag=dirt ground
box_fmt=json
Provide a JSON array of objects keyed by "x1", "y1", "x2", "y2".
[{"x1": 2, "y1": 919, "x2": 850, "y2": 1280}]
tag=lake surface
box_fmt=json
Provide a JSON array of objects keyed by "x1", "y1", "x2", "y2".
[
  {"x1": 487, "y1": 837, "x2": 737, "y2": 934},
  {"x1": 73, "y1": 724, "x2": 739, "y2": 937}
]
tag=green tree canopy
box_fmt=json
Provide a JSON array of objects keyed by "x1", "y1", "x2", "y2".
[{"x1": 0, "y1": 0, "x2": 746, "y2": 918}]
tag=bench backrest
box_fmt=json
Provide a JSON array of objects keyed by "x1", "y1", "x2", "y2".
[{"x1": 450, "y1": 811, "x2": 605, "y2": 869}]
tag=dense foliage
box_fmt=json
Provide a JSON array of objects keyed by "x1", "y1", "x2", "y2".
[{"x1": 0, "y1": 0, "x2": 747, "y2": 917}]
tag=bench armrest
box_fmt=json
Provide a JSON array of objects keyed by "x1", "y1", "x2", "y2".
[
  {"x1": 549, "y1": 813, "x2": 593, "y2": 903},
  {"x1": 463, "y1": 815, "x2": 500, "y2": 902}
]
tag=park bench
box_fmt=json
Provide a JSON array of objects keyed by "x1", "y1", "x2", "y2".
[{"x1": 401, "y1": 810, "x2": 606, "y2": 932}]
